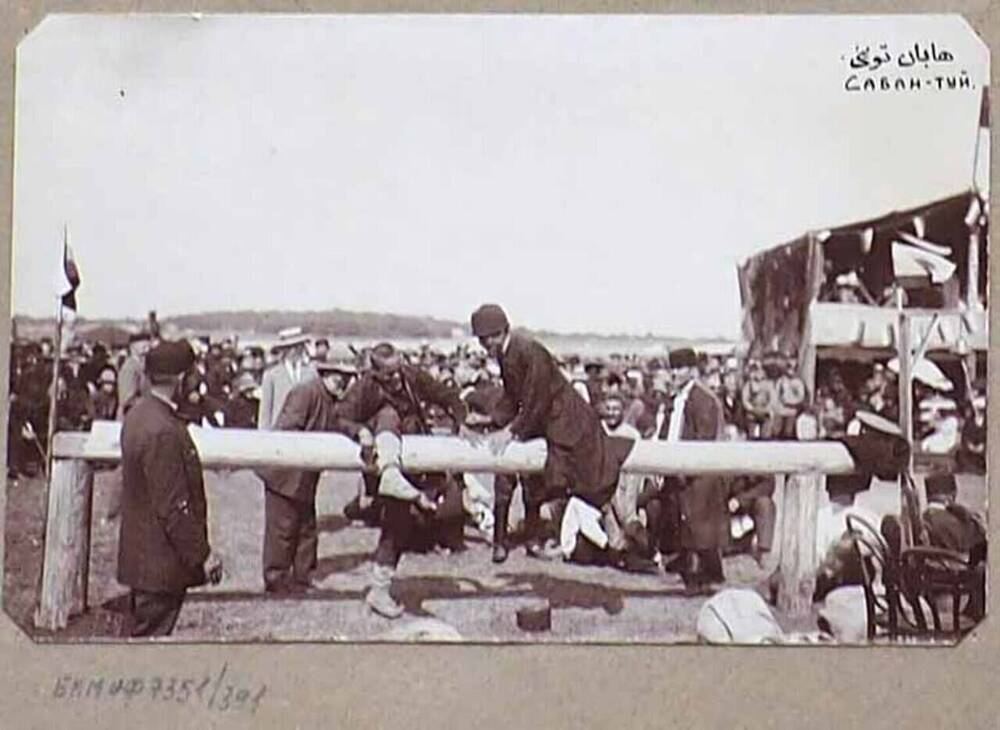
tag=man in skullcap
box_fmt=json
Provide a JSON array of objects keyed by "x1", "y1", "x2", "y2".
[
  {"x1": 653, "y1": 347, "x2": 728, "y2": 594},
  {"x1": 470, "y1": 304, "x2": 634, "y2": 558},
  {"x1": 923, "y1": 473, "x2": 986, "y2": 561},
  {"x1": 117, "y1": 340, "x2": 222, "y2": 637}
]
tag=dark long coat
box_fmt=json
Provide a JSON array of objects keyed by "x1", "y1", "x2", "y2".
[
  {"x1": 336, "y1": 364, "x2": 468, "y2": 436},
  {"x1": 670, "y1": 381, "x2": 729, "y2": 551},
  {"x1": 494, "y1": 333, "x2": 632, "y2": 507},
  {"x1": 117, "y1": 395, "x2": 210, "y2": 593},
  {"x1": 259, "y1": 378, "x2": 345, "y2": 502}
]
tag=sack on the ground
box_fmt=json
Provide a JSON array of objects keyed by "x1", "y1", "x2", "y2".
[
  {"x1": 696, "y1": 588, "x2": 783, "y2": 644},
  {"x1": 817, "y1": 585, "x2": 868, "y2": 643}
]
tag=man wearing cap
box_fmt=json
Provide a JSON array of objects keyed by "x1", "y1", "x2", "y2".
[
  {"x1": 470, "y1": 304, "x2": 634, "y2": 558},
  {"x1": 773, "y1": 358, "x2": 807, "y2": 440},
  {"x1": 313, "y1": 338, "x2": 330, "y2": 364},
  {"x1": 741, "y1": 360, "x2": 775, "y2": 440},
  {"x1": 660, "y1": 347, "x2": 728, "y2": 595},
  {"x1": 117, "y1": 340, "x2": 222, "y2": 637},
  {"x1": 258, "y1": 361, "x2": 359, "y2": 594},
  {"x1": 117, "y1": 332, "x2": 151, "y2": 420},
  {"x1": 583, "y1": 361, "x2": 606, "y2": 408},
  {"x1": 107, "y1": 332, "x2": 151, "y2": 521},
  {"x1": 922, "y1": 473, "x2": 986, "y2": 560},
  {"x1": 258, "y1": 327, "x2": 318, "y2": 430},
  {"x1": 335, "y1": 342, "x2": 473, "y2": 617},
  {"x1": 92, "y1": 364, "x2": 119, "y2": 421},
  {"x1": 922, "y1": 473, "x2": 986, "y2": 619},
  {"x1": 221, "y1": 372, "x2": 260, "y2": 429}
]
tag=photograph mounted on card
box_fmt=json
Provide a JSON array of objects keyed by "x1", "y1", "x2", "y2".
[{"x1": 7, "y1": 14, "x2": 988, "y2": 645}]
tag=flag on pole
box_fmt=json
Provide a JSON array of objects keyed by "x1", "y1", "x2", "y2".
[{"x1": 58, "y1": 226, "x2": 80, "y2": 312}]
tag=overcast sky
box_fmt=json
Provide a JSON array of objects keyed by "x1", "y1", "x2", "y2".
[{"x1": 12, "y1": 14, "x2": 988, "y2": 337}]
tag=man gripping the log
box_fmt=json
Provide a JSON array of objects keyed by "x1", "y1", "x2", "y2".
[
  {"x1": 470, "y1": 304, "x2": 634, "y2": 559},
  {"x1": 336, "y1": 342, "x2": 475, "y2": 619}
]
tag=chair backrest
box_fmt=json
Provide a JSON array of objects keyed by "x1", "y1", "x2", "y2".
[{"x1": 845, "y1": 513, "x2": 893, "y2": 640}]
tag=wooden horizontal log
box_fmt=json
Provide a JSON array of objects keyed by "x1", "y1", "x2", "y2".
[{"x1": 53, "y1": 421, "x2": 858, "y2": 476}]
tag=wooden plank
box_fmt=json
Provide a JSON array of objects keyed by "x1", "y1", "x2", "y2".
[
  {"x1": 54, "y1": 422, "x2": 858, "y2": 476},
  {"x1": 34, "y1": 458, "x2": 94, "y2": 631}
]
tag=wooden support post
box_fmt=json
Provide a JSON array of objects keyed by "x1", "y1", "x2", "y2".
[
  {"x1": 776, "y1": 472, "x2": 821, "y2": 616},
  {"x1": 967, "y1": 225, "x2": 981, "y2": 311},
  {"x1": 896, "y1": 309, "x2": 924, "y2": 545},
  {"x1": 34, "y1": 458, "x2": 94, "y2": 631}
]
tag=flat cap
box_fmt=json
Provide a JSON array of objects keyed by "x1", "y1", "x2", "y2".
[
  {"x1": 233, "y1": 372, "x2": 258, "y2": 392},
  {"x1": 316, "y1": 360, "x2": 359, "y2": 376},
  {"x1": 668, "y1": 347, "x2": 697, "y2": 369},
  {"x1": 470, "y1": 304, "x2": 509, "y2": 337},
  {"x1": 146, "y1": 340, "x2": 195, "y2": 377}
]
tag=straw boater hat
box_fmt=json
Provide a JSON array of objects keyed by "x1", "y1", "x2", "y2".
[
  {"x1": 886, "y1": 356, "x2": 953, "y2": 392},
  {"x1": 271, "y1": 326, "x2": 311, "y2": 353},
  {"x1": 854, "y1": 410, "x2": 903, "y2": 438}
]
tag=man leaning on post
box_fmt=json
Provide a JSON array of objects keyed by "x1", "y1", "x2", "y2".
[{"x1": 117, "y1": 339, "x2": 223, "y2": 638}]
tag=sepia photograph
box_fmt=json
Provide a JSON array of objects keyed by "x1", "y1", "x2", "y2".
[{"x1": 6, "y1": 13, "x2": 989, "y2": 645}]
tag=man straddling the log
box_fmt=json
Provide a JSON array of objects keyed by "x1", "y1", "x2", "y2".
[
  {"x1": 335, "y1": 342, "x2": 475, "y2": 619},
  {"x1": 257, "y1": 361, "x2": 360, "y2": 594},
  {"x1": 117, "y1": 340, "x2": 223, "y2": 637},
  {"x1": 470, "y1": 304, "x2": 634, "y2": 559}
]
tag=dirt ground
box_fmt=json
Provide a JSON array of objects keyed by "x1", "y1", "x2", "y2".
[{"x1": 3, "y1": 467, "x2": 987, "y2": 644}]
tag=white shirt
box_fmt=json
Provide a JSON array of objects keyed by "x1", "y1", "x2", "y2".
[
  {"x1": 667, "y1": 380, "x2": 696, "y2": 442},
  {"x1": 284, "y1": 358, "x2": 302, "y2": 385},
  {"x1": 815, "y1": 503, "x2": 881, "y2": 561}
]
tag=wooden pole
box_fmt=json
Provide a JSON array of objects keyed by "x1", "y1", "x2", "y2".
[
  {"x1": 966, "y1": 218, "x2": 981, "y2": 311},
  {"x1": 775, "y1": 473, "x2": 821, "y2": 615},
  {"x1": 53, "y1": 425, "x2": 858, "y2": 476},
  {"x1": 39, "y1": 427, "x2": 860, "y2": 629},
  {"x1": 43, "y1": 297, "x2": 64, "y2": 480},
  {"x1": 34, "y1": 458, "x2": 94, "y2": 630}
]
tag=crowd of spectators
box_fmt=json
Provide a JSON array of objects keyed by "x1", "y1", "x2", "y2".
[{"x1": 6, "y1": 329, "x2": 986, "y2": 480}]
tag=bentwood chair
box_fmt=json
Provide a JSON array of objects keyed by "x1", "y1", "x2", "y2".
[
  {"x1": 898, "y1": 546, "x2": 981, "y2": 642},
  {"x1": 845, "y1": 514, "x2": 898, "y2": 641}
]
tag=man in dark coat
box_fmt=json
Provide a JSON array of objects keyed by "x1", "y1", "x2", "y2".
[
  {"x1": 922, "y1": 473, "x2": 986, "y2": 619},
  {"x1": 462, "y1": 372, "x2": 544, "y2": 564},
  {"x1": 470, "y1": 304, "x2": 634, "y2": 557},
  {"x1": 221, "y1": 372, "x2": 260, "y2": 429},
  {"x1": 335, "y1": 342, "x2": 472, "y2": 618},
  {"x1": 258, "y1": 362, "x2": 358, "y2": 593},
  {"x1": 658, "y1": 347, "x2": 728, "y2": 595},
  {"x1": 117, "y1": 340, "x2": 222, "y2": 637}
]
